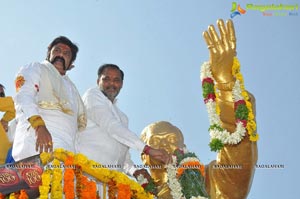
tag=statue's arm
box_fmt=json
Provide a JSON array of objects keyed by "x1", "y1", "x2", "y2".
[
  {"x1": 202, "y1": 19, "x2": 258, "y2": 199},
  {"x1": 205, "y1": 90, "x2": 258, "y2": 199}
]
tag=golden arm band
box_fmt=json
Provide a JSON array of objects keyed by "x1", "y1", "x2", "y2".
[{"x1": 28, "y1": 115, "x2": 46, "y2": 129}]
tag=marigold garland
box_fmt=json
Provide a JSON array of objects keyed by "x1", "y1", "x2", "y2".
[
  {"x1": 200, "y1": 57, "x2": 259, "y2": 151},
  {"x1": 117, "y1": 184, "x2": 131, "y2": 199},
  {"x1": 40, "y1": 148, "x2": 154, "y2": 199},
  {"x1": 39, "y1": 169, "x2": 52, "y2": 199},
  {"x1": 18, "y1": 190, "x2": 28, "y2": 199},
  {"x1": 6, "y1": 190, "x2": 28, "y2": 199},
  {"x1": 80, "y1": 173, "x2": 98, "y2": 199},
  {"x1": 75, "y1": 165, "x2": 82, "y2": 198},
  {"x1": 64, "y1": 156, "x2": 75, "y2": 199},
  {"x1": 51, "y1": 158, "x2": 63, "y2": 199},
  {"x1": 108, "y1": 180, "x2": 117, "y2": 199}
]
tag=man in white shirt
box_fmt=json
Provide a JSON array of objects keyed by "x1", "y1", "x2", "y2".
[
  {"x1": 76, "y1": 64, "x2": 170, "y2": 177},
  {"x1": 13, "y1": 36, "x2": 86, "y2": 161}
]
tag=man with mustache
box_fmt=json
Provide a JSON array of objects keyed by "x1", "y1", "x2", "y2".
[
  {"x1": 76, "y1": 64, "x2": 170, "y2": 189},
  {"x1": 12, "y1": 36, "x2": 86, "y2": 161}
]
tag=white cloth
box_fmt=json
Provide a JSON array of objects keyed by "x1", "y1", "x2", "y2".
[
  {"x1": 7, "y1": 119, "x2": 17, "y2": 142},
  {"x1": 76, "y1": 86, "x2": 145, "y2": 175},
  {"x1": 13, "y1": 61, "x2": 86, "y2": 161}
]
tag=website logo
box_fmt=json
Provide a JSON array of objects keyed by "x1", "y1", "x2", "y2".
[
  {"x1": 230, "y1": 2, "x2": 246, "y2": 18},
  {"x1": 230, "y1": 2, "x2": 298, "y2": 17}
]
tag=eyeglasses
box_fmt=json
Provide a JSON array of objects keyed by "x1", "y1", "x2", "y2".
[{"x1": 0, "y1": 92, "x2": 5, "y2": 97}]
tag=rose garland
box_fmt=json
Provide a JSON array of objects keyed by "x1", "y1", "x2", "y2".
[
  {"x1": 201, "y1": 57, "x2": 259, "y2": 151},
  {"x1": 40, "y1": 148, "x2": 154, "y2": 199},
  {"x1": 167, "y1": 148, "x2": 208, "y2": 199}
]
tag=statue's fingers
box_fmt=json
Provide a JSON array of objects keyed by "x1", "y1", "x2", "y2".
[
  {"x1": 203, "y1": 30, "x2": 217, "y2": 54},
  {"x1": 208, "y1": 25, "x2": 224, "y2": 53},
  {"x1": 227, "y1": 19, "x2": 237, "y2": 52},
  {"x1": 217, "y1": 19, "x2": 230, "y2": 51}
]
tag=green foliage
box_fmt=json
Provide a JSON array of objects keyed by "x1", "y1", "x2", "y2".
[
  {"x1": 235, "y1": 104, "x2": 249, "y2": 120},
  {"x1": 179, "y1": 169, "x2": 209, "y2": 199},
  {"x1": 202, "y1": 82, "x2": 214, "y2": 98},
  {"x1": 144, "y1": 178, "x2": 157, "y2": 195},
  {"x1": 209, "y1": 138, "x2": 224, "y2": 152}
]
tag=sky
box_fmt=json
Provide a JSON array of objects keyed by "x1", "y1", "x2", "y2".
[{"x1": 0, "y1": 0, "x2": 299, "y2": 198}]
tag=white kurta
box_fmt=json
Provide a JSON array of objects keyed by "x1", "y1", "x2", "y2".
[
  {"x1": 76, "y1": 87, "x2": 145, "y2": 175},
  {"x1": 13, "y1": 61, "x2": 86, "y2": 161}
]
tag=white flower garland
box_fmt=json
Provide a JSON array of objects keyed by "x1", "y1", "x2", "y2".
[
  {"x1": 167, "y1": 156, "x2": 184, "y2": 199},
  {"x1": 167, "y1": 151, "x2": 208, "y2": 199},
  {"x1": 201, "y1": 61, "x2": 247, "y2": 146}
]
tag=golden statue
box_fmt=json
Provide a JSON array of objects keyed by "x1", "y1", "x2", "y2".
[{"x1": 141, "y1": 19, "x2": 258, "y2": 199}]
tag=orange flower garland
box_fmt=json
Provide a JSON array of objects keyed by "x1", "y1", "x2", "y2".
[
  {"x1": 18, "y1": 190, "x2": 28, "y2": 199},
  {"x1": 108, "y1": 180, "x2": 117, "y2": 199},
  {"x1": 64, "y1": 156, "x2": 75, "y2": 199},
  {"x1": 177, "y1": 161, "x2": 205, "y2": 178},
  {"x1": 80, "y1": 175, "x2": 98, "y2": 199},
  {"x1": 117, "y1": 184, "x2": 131, "y2": 199},
  {"x1": 5, "y1": 190, "x2": 28, "y2": 199}
]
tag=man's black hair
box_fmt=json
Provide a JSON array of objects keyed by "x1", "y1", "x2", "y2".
[{"x1": 97, "y1": 64, "x2": 124, "y2": 80}]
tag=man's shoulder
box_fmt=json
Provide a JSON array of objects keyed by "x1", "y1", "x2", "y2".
[
  {"x1": 17, "y1": 61, "x2": 43, "y2": 74},
  {"x1": 24, "y1": 61, "x2": 43, "y2": 68},
  {"x1": 84, "y1": 86, "x2": 100, "y2": 95},
  {"x1": 82, "y1": 87, "x2": 108, "y2": 107},
  {"x1": 83, "y1": 87, "x2": 105, "y2": 99}
]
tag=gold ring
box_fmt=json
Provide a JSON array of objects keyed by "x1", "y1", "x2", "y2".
[{"x1": 48, "y1": 142, "x2": 52, "y2": 145}]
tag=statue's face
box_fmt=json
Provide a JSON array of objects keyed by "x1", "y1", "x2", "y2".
[
  {"x1": 141, "y1": 122, "x2": 185, "y2": 167},
  {"x1": 141, "y1": 122, "x2": 185, "y2": 185},
  {"x1": 148, "y1": 132, "x2": 183, "y2": 154}
]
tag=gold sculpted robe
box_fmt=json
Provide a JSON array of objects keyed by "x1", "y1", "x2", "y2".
[{"x1": 205, "y1": 92, "x2": 258, "y2": 199}]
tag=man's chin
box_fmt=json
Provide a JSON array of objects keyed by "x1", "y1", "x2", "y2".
[
  {"x1": 53, "y1": 64, "x2": 67, "y2": 74},
  {"x1": 105, "y1": 92, "x2": 117, "y2": 98}
]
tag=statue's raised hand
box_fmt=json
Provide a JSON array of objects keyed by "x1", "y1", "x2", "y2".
[{"x1": 203, "y1": 19, "x2": 236, "y2": 83}]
